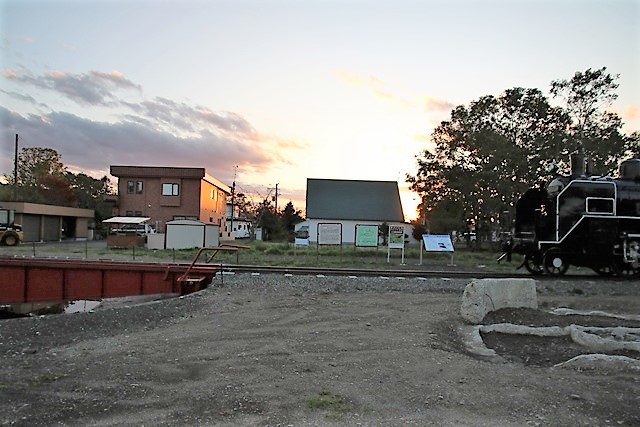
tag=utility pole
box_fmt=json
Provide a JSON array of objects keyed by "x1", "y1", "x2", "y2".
[
  {"x1": 13, "y1": 134, "x2": 18, "y2": 201},
  {"x1": 230, "y1": 166, "x2": 237, "y2": 239},
  {"x1": 274, "y1": 183, "x2": 279, "y2": 213}
]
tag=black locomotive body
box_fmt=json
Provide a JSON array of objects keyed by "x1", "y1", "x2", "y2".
[{"x1": 509, "y1": 153, "x2": 640, "y2": 277}]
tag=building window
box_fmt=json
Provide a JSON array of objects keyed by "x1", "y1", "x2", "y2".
[
  {"x1": 134, "y1": 211, "x2": 142, "y2": 216},
  {"x1": 136, "y1": 181, "x2": 143, "y2": 194},
  {"x1": 162, "y1": 183, "x2": 179, "y2": 196},
  {"x1": 126, "y1": 210, "x2": 133, "y2": 216},
  {"x1": 127, "y1": 181, "x2": 134, "y2": 194}
]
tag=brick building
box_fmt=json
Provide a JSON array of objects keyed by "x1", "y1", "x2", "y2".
[{"x1": 109, "y1": 166, "x2": 230, "y2": 233}]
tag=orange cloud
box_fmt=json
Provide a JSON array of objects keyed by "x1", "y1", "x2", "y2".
[
  {"x1": 2, "y1": 69, "x2": 17, "y2": 78},
  {"x1": 335, "y1": 69, "x2": 454, "y2": 113},
  {"x1": 625, "y1": 105, "x2": 640, "y2": 120},
  {"x1": 422, "y1": 96, "x2": 455, "y2": 113},
  {"x1": 334, "y1": 70, "x2": 383, "y2": 89}
]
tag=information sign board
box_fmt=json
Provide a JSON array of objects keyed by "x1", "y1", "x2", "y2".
[
  {"x1": 355, "y1": 224, "x2": 378, "y2": 247},
  {"x1": 388, "y1": 225, "x2": 405, "y2": 249},
  {"x1": 317, "y1": 223, "x2": 342, "y2": 245},
  {"x1": 422, "y1": 234, "x2": 454, "y2": 252}
]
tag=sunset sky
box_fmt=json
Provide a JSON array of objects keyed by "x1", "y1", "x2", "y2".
[{"x1": 1, "y1": 0, "x2": 638, "y2": 220}]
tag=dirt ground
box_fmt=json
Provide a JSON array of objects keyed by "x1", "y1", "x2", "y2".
[{"x1": 1, "y1": 273, "x2": 639, "y2": 426}]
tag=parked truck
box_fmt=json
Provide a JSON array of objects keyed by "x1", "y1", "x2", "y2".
[{"x1": 0, "y1": 208, "x2": 24, "y2": 246}]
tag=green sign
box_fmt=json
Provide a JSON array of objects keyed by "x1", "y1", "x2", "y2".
[{"x1": 355, "y1": 224, "x2": 378, "y2": 247}]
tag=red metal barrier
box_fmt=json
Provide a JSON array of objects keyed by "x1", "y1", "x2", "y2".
[{"x1": 0, "y1": 258, "x2": 220, "y2": 304}]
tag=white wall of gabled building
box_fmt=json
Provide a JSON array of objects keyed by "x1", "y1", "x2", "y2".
[{"x1": 296, "y1": 219, "x2": 419, "y2": 245}]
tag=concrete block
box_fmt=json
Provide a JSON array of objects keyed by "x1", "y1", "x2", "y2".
[{"x1": 460, "y1": 278, "x2": 537, "y2": 324}]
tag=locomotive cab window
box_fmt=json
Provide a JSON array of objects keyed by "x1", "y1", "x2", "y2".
[{"x1": 586, "y1": 197, "x2": 614, "y2": 214}]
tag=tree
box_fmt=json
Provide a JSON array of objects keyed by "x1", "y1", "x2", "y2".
[
  {"x1": 39, "y1": 175, "x2": 76, "y2": 206},
  {"x1": 232, "y1": 192, "x2": 254, "y2": 219},
  {"x1": 551, "y1": 67, "x2": 618, "y2": 137},
  {"x1": 550, "y1": 67, "x2": 638, "y2": 174},
  {"x1": 1, "y1": 148, "x2": 117, "y2": 234},
  {"x1": 17, "y1": 147, "x2": 66, "y2": 184},
  {"x1": 409, "y1": 68, "x2": 639, "y2": 243},
  {"x1": 65, "y1": 172, "x2": 114, "y2": 222},
  {"x1": 280, "y1": 201, "x2": 303, "y2": 238},
  {"x1": 629, "y1": 132, "x2": 640, "y2": 158},
  {"x1": 408, "y1": 87, "x2": 570, "y2": 243},
  {"x1": 378, "y1": 222, "x2": 389, "y2": 245},
  {"x1": 411, "y1": 222, "x2": 428, "y2": 242},
  {"x1": 3, "y1": 147, "x2": 70, "y2": 204},
  {"x1": 253, "y1": 197, "x2": 305, "y2": 242},
  {"x1": 254, "y1": 198, "x2": 281, "y2": 241}
]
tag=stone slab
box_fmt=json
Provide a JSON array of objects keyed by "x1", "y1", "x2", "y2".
[{"x1": 460, "y1": 278, "x2": 537, "y2": 324}]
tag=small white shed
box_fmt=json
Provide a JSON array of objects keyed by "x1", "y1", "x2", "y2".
[{"x1": 165, "y1": 220, "x2": 219, "y2": 249}]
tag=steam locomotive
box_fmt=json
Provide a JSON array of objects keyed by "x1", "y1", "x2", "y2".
[{"x1": 505, "y1": 150, "x2": 640, "y2": 277}]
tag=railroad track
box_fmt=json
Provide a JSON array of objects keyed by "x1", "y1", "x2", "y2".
[{"x1": 216, "y1": 263, "x2": 595, "y2": 280}]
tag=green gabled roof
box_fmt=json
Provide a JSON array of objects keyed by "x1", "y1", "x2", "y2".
[{"x1": 306, "y1": 179, "x2": 404, "y2": 221}]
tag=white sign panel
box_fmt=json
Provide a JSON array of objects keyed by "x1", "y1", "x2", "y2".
[
  {"x1": 422, "y1": 234, "x2": 454, "y2": 252},
  {"x1": 388, "y1": 225, "x2": 405, "y2": 249},
  {"x1": 318, "y1": 223, "x2": 342, "y2": 245}
]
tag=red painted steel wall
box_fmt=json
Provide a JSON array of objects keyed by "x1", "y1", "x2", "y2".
[{"x1": 0, "y1": 259, "x2": 216, "y2": 304}]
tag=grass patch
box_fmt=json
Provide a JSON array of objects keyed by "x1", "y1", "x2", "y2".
[
  {"x1": 1, "y1": 240, "x2": 522, "y2": 273},
  {"x1": 306, "y1": 388, "x2": 352, "y2": 419},
  {"x1": 31, "y1": 373, "x2": 65, "y2": 384}
]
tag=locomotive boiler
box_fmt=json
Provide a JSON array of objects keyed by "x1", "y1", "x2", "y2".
[{"x1": 507, "y1": 151, "x2": 640, "y2": 277}]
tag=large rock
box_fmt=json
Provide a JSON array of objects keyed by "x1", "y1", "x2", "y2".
[{"x1": 460, "y1": 278, "x2": 537, "y2": 324}]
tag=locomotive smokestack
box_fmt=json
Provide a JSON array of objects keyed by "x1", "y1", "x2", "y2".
[
  {"x1": 570, "y1": 147, "x2": 586, "y2": 177},
  {"x1": 586, "y1": 157, "x2": 595, "y2": 176}
]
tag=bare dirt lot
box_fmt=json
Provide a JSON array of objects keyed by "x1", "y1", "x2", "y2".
[{"x1": 1, "y1": 274, "x2": 639, "y2": 426}]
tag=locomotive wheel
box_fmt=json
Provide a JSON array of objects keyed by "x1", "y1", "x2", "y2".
[
  {"x1": 611, "y1": 258, "x2": 640, "y2": 278},
  {"x1": 543, "y1": 248, "x2": 569, "y2": 276},
  {"x1": 592, "y1": 265, "x2": 614, "y2": 277},
  {"x1": 523, "y1": 254, "x2": 544, "y2": 276}
]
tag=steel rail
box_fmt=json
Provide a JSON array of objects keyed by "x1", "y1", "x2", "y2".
[
  {"x1": 218, "y1": 264, "x2": 531, "y2": 279},
  {"x1": 216, "y1": 264, "x2": 624, "y2": 281}
]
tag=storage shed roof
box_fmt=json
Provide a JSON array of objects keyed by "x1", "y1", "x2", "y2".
[{"x1": 103, "y1": 216, "x2": 150, "y2": 224}]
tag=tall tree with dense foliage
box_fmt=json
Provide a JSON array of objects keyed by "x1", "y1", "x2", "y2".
[
  {"x1": 253, "y1": 198, "x2": 304, "y2": 241},
  {"x1": 550, "y1": 67, "x2": 637, "y2": 175},
  {"x1": 408, "y1": 68, "x2": 639, "y2": 240},
  {"x1": 3, "y1": 147, "x2": 70, "y2": 204},
  {"x1": 280, "y1": 201, "x2": 303, "y2": 236},
  {"x1": 2, "y1": 147, "x2": 114, "y2": 217},
  {"x1": 408, "y1": 87, "x2": 570, "y2": 239},
  {"x1": 39, "y1": 175, "x2": 76, "y2": 206},
  {"x1": 65, "y1": 172, "x2": 114, "y2": 221}
]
